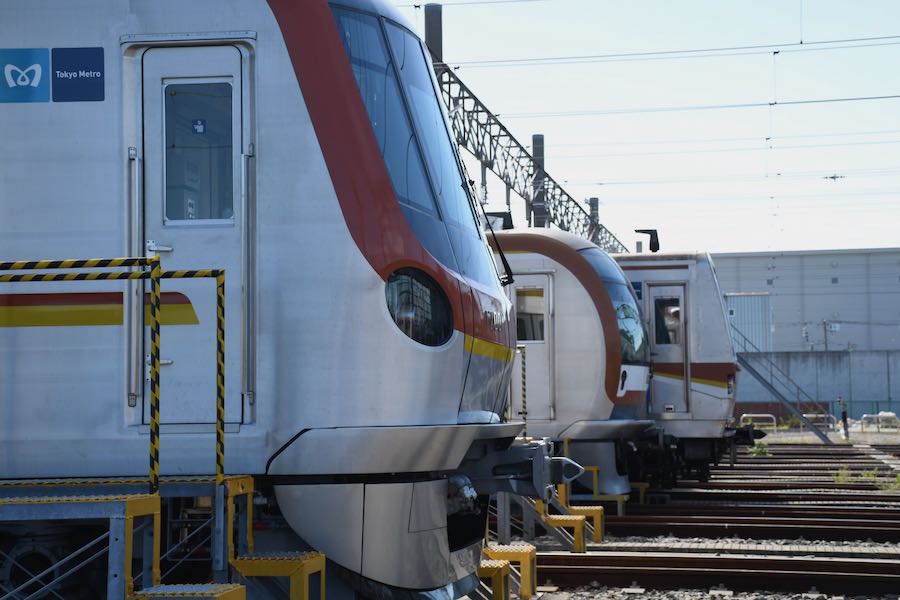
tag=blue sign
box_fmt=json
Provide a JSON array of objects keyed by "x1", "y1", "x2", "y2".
[
  {"x1": 192, "y1": 119, "x2": 207, "y2": 134},
  {"x1": 0, "y1": 48, "x2": 50, "y2": 103},
  {"x1": 51, "y1": 47, "x2": 104, "y2": 102},
  {"x1": 631, "y1": 281, "x2": 643, "y2": 300}
]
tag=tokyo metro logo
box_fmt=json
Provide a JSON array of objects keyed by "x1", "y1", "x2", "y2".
[
  {"x1": 0, "y1": 49, "x2": 49, "y2": 102},
  {"x1": 0, "y1": 48, "x2": 104, "y2": 102},
  {"x1": 4, "y1": 63, "x2": 42, "y2": 88}
]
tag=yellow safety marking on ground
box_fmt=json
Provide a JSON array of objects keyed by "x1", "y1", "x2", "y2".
[{"x1": 465, "y1": 334, "x2": 515, "y2": 362}]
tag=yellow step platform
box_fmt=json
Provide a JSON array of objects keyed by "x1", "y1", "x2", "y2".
[
  {"x1": 231, "y1": 551, "x2": 325, "y2": 600},
  {"x1": 134, "y1": 584, "x2": 245, "y2": 599},
  {"x1": 477, "y1": 559, "x2": 510, "y2": 600},
  {"x1": 483, "y1": 543, "x2": 536, "y2": 599}
]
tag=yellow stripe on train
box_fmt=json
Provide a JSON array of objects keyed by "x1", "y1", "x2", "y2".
[
  {"x1": 0, "y1": 304, "x2": 198, "y2": 327},
  {"x1": 464, "y1": 334, "x2": 515, "y2": 362}
]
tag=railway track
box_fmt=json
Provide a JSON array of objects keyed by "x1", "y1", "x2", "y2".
[
  {"x1": 598, "y1": 443, "x2": 900, "y2": 539},
  {"x1": 536, "y1": 550, "x2": 900, "y2": 595},
  {"x1": 523, "y1": 443, "x2": 900, "y2": 595},
  {"x1": 605, "y1": 513, "x2": 900, "y2": 541},
  {"x1": 623, "y1": 502, "x2": 900, "y2": 519}
]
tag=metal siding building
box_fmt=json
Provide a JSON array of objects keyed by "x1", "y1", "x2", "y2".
[
  {"x1": 712, "y1": 248, "x2": 900, "y2": 352},
  {"x1": 724, "y1": 293, "x2": 772, "y2": 351},
  {"x1": 711, "y1": 248, "x2": 900, "y2": 418}
]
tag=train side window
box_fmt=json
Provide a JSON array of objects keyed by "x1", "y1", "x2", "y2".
[
  {"x1": 516, "y1": 288, "x2": 545, "y2": 341},
  {"x1": 654, "y1": 297, "x2": 681, "y2": 345},
  {"x1": 164, "y1": 82, "x2": 234, "y2": 221}
]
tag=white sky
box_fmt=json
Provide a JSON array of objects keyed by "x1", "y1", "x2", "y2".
[{"x1": 395, "y1": 0, "x2": 900, "y2": 253}]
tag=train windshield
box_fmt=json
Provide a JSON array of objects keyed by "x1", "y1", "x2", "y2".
[
  {"x1": 331, "y1": 8, "x2": 500, "y2": 287},
  {"x1": 579, "y1": 248, "x2": 650, "y2": 365}
]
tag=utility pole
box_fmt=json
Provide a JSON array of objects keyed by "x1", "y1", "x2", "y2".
[
  {"x1": 588, "y1": 197, "x2": 599, "y2": 225},
  {"x1": 531, "y1": 134, "x2": 547, "y2": 227},
  {"x1": 424, "y1": 4, "x2": 442, "y2": 61}
]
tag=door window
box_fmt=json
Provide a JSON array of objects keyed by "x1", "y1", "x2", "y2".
[
  {"x1": 516, "y1": 288, "x2": 545, "y2": 341},
  {"x1": 164, "y1": 82, "x2": 234, "y2": 222},
  {"x1": 654, "y1": 297, "x2": 682, "y2": 345}
]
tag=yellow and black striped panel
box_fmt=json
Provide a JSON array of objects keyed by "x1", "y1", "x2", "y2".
[{"x1": 0, "y1": 257, "x2": 152, "y2": 271}]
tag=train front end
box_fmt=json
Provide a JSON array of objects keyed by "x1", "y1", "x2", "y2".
[
  {"x1": 0, "y1": 0, "x2": 575, "y2": 596},
  {"x1": 264, "y1": 0, "x2": 574, "y2": 595},
  {"x1": 495, "y1": 230, "x2": 652, "y2": 495}
]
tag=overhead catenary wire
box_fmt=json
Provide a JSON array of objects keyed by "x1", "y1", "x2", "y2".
[
  {"x1": 561, "y1": 167, "x2": 900, "y2": 187},
  {"x1": 550, "y1": 138, "x2": 900, "y2": 160},
  {"x1": 447, "y1": 34, "x2": 900, "y2": 68},
  {"x1": 500, "y1": 93, "x2": 900, "y2": 119},
  {"x1": 398, "y1": 0, "x2": 549, "y2": 6},
  {"x1": 545, "y1": 128, "x2": 900, "y2": 148}
]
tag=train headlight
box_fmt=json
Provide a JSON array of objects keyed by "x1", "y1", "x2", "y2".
[{"x1": 385, "y1": 268, "x2": 453, "y2": 346}]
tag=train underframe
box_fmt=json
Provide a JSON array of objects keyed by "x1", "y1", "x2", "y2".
[{"x1": 622, "y1": 425, "x2": 763, "y2": 488}]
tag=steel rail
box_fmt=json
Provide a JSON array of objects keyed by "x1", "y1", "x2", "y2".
[
  {"x1": 604, "y1": 514, "x2": 900, "y2": 542},
  {"x1": 537, "y1": 551, "x2": 900, "y2": 595}
]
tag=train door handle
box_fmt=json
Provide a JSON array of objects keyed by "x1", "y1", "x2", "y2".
[
  {"x1": 146, "y1": 355, "x2": 174, "y2": 366},
  {"x1": 146, "y1": 239, "x2": 173, "y2": 253},
  {"x1": 145, "y1": 355, "x2": 174, "y2": 381}
]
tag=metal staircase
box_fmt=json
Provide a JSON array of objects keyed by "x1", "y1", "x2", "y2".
[{"x1": 731, "y1": 326, "x2": 833, "y2": 445}]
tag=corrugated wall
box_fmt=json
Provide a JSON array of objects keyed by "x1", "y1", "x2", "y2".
[
  {"x1": 713, "y1": 248, "x2": 900, "y2": 352},
  {"x1": 726, "y1": 293, "x2": 771, "y2": 351},
  {"x1": 734, "y1": 350, "x2": 900, "y2": 419}
]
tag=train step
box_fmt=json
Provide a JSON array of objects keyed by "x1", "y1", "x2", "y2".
[
  {"x1": 533, "y1": 499, "x2": 587, "y2": 552},
  {"x1": 483, "y1": 543, "x2": 536, "y2": 599},
  {"x1": 134, "y1": 583, "x2": 246, "y2": 599},
  {"x1": 477, "y1": 559, "x2": 511, "y2": 600},
  {"x1": 554, "y1": 484, "x2": 604, "y2": 542},
  {"x1": 231, "y1": 551, "x2": 325, "y2": 600}
]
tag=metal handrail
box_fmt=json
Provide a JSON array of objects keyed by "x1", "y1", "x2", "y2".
[
  {"x1": 736, "y1": 356, "x2": 832, "y2": 444},
  {"x1": 0, "y1": 259, "x2": 228, "y2": 490},
  {"x1": 133, "y1": 516, "x2": 213, "y2": 585},
  {"x1": 0, "y1": 530, "x2": 111, "y2": 600},
  {"x1": 0, "y1": 256, "x2": 163, "y2": 493},
  {"x1": 732, "y1": 326, "x2": 829, "y2": 414}
]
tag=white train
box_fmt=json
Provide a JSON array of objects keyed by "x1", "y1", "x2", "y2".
[
  {"x1": 614, "y1": 252, "x2": 740, "y2": 480},
  {"x1": 494, "y1": 230, "x2": 652, "y2": 494},
  {"x1": 0, "y1": 1, "x2": 575, "y2": 597}
]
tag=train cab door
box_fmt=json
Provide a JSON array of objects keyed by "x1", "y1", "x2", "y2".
[
  {"x1": 509, "y1": 274, "x2": 553, "y2": 422},
  {"x1": 140, "y1": 45, "x2": 247, "y2": 425},
  {"x1": 648, "y1": 284, "x2": 689, "y2": 414}
]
